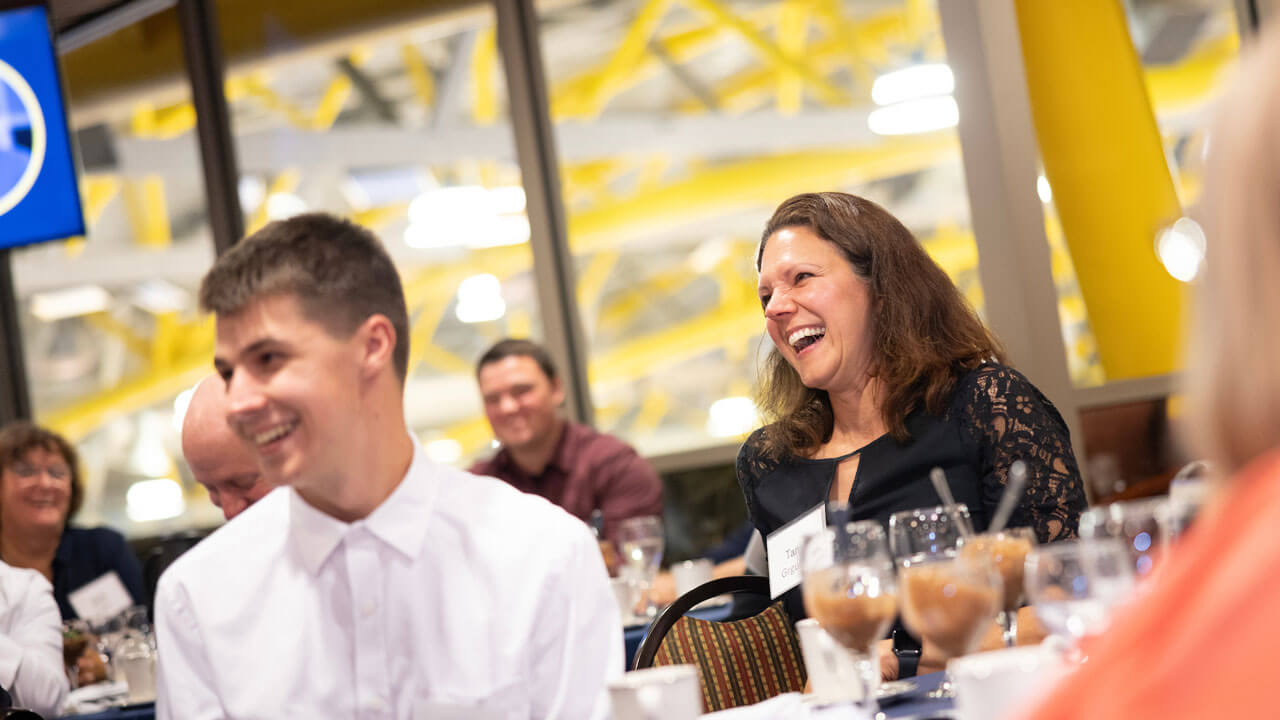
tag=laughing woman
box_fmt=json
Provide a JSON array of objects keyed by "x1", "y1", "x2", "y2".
[{"x1": 738, "y1": 192, "x2": 1087, "y2": 671}]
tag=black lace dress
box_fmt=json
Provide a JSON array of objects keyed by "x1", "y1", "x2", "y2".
[{"x1": 737, "y1": 363, "x2": 1087, "y2": 618}]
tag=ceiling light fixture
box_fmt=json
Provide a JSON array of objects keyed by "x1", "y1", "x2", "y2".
[{"x1": 871, "y1": 63, "x2": 955, "y2": 106}]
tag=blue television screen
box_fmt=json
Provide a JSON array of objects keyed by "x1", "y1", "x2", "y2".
[{"x1": 0, "y1": 2, "x2": 84, "y2": 249}]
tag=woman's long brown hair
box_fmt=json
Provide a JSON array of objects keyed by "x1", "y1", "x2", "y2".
[{"x1": 755, "y1": 192, "x2": 1006, "y2": 458}]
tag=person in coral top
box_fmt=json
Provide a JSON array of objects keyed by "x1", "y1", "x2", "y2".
[{"x1": 1021, "y1": 19, "x2": 1280, "y2": 720}]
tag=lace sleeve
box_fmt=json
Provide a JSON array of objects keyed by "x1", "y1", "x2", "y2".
[{"x1": 957, "y1": 365, "x2": 1087, "y2": 542}]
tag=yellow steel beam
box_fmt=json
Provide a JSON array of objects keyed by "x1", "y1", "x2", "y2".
[
  {"x1": 580, "y1": 0, "x2": 676, "y2": 118},
  {"x1": 1144, "y1": 29, "x2": 1237, "y2": 113},
  {"x1": 40, "y1": 315, "x2": 213, "y2": 443},
  {"x1": 352, "y1": 203, "x2": 408, "y2": 230},
  {"x1": 473, "y1": 28, "x2": 498, "y2": 125},
  {"x1": 247, "y1": 170, "x2": 300, "y2": 235},
  {"x1": 569, "y1": 135, "x2": 958, "y2": 252},
  {"x1": 238, "y1": 73, "x2": 312, "y2": 130},
  {"x1": 85, "y1": 313, "x2": 150, "y2": 360},
  {"x1": 632, "y1": 390, "x2": 671, "y2": 433},
  {"x1": 150, "y1": 311, "x2": 180, "y2": 370},
  {"x1": 401, "y1": 43, "x2": 436, "y2": 109},
  {"x1": 1014, "y1": 0, "x2": 1185, "y2": 381},
  {"x1": 121, "y1": 175, "x2": 172, "y2": 249},
  {"x1": 683, "y1": 0, "x2": 849, "y2": 106},
  {"x1": 777, "y1": 0, "x2": 809, "y2": 115},
  {"x1": 576, "y1": 249, "x2": 620, "y2": 314},
  {"x1": 129, "y1": 101, "x2": 196, "y2": 140},
  {"x1": 550, "y1": 8, "x2": 775, "y2": 119}
]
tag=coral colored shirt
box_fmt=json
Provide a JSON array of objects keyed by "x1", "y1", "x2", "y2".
[
  {"x1": 1021, "y1": 450, "x2": 1280, "y2": 720},
  {"x1": 471, "y1": 421, "x2": 663, "y2": 543}
]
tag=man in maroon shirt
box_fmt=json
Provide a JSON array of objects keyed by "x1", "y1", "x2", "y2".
[{"x1": 469, "y1": 338, "x2": 663, "y2": 543}]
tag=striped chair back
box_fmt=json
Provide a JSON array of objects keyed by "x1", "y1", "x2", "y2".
[{"x1": 650, "y1": 599, "x2": 807, "y2": 712}]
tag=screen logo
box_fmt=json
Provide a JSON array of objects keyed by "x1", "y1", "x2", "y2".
[{"x1": 0, "y1": 57, "x2": 45, "y2": 216}]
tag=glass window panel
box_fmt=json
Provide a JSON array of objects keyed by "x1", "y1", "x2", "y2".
[
  {"x1": 1036, "y1": 0, "x2": 1240, "y2": 388},
  {"x1": 537, "y1": 0, "x2": 982, "y2": 456},
  {"x1": 14, "y1": 9, "x2": 221, "y2": 536},
  {"x1": 224, "y1": 5, "x2": 540, "y2": 468}
]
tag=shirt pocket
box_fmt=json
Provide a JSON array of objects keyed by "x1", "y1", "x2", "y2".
[{"x1": 412, "y1": 682, "x2": 531, "y2": 720}]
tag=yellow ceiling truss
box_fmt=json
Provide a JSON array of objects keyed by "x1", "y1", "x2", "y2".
[{"x1": 36, "y1": 0, "x2": 1238, "y2": 466}]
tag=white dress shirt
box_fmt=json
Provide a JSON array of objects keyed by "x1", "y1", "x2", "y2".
[
  {"x1": 155, "y1": 439, "x2": 623, "y2": 719},
  {"x1": 0, "y1": 561, "x2": 67, "y2": 718}
]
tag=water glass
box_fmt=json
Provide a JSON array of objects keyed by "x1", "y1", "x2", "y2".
[
  {"x1": 1025, "y1": 538, "x2": 1135, "y2": 642},
  {"x1": 1079, "y1": 498, "x2": 1167, "y2": 577},
  {"x1": 617, "y1": 516, "x2": 665, "y2": 618},
  {"x1": 801, "y1": 520, "x2": 897, "y2": 712},
  {"x1": 888, "y1": 504, "x2": 972, "y2": 560}
]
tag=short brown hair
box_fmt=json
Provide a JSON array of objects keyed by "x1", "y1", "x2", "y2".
[
  {"x1": 476, "y1": 338, "x2": 558, "y2": 381},
  {"x1": 755, "y1": 192, "x2": 1006, "y2": 456},
  {"x1": 199, "y1": 213, "x2": 410, "y2": 383},
  {"x1": 0, "y1": 421, "x2": 84, "y2": 523}
]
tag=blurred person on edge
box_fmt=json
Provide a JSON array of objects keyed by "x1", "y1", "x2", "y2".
[
  {"x1": 182, "y1": 375, "x2": 274, "y2": 521},
  {"x1": 471, "y1": 338, "x2": 663, "y2": 548},
  {"x1": 741, "y1": 192, "x2": 1087, "y2": 677},
  {"x1": 0, "y1": 422, "x2": 144, "y2": 621},
  {"x1": 154, "y1": 213, "x2": 621, "y2": 718},
  {"x1": 0, "y1": 559, "x2": 66, "y2": 716},
  {"x1": 1022, "y1": 19, "x2": 1280, "y2": 720}
]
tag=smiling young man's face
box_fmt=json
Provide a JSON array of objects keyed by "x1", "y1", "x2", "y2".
[
  {"x1": 213, "y1": 293, "x2": 367, "y2": 494},
  {"x1": 757, "y1": 225, "x2": 875, "y2": 392}
]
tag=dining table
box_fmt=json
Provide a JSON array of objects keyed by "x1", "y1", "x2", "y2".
[
  {"x1": 700, "y1": 671, "x2": 954, "y2": 719},
  {"x1": 57, "y1": 703, "x2": 154, "y2": 720}
]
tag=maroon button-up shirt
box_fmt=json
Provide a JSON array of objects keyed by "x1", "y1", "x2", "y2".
[{"x1": 470, "y1": 421, "x2": 663, "y2": 543}]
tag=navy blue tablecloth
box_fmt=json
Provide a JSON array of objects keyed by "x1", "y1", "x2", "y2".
[
  {"x1": 881, "y1": 671, "x2": 952, "y2": 719},
  {"x1": 58, "y1": 702, "x2": 154, "y2": 720}
]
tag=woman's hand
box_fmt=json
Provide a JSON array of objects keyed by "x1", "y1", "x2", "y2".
[{"x1": 876, "y1": 611, "x2": 1045, "y2": 680}]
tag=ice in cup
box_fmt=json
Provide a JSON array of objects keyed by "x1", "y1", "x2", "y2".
[
  {"x1": 900, "y1": 560, "x2": 1002, "y2": 659},
  {"x1": 959, "y1": 529, "x2": 1034, "y2": 612},
  {"x1": 802, "y1": 567, "x2": 897, "y2": 652}
]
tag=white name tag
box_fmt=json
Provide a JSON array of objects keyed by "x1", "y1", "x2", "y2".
[
  {"x1": 766, "y1": 503, "x2": 826, "y2": 599},
  {"x1": 68, "y1": 571, "x2": 133, "y2": 624}
]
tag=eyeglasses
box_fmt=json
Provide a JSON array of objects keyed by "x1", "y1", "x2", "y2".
[{"x1": 8, "y1": 462, "x2": 71, "y2": 482}]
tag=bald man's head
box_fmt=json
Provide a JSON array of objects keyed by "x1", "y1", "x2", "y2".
[{"x1": 182, "y1": 376, "x2": 274, "y2": 520}]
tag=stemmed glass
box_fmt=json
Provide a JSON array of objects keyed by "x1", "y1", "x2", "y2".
[
  {"x1": 958, "y1": 527, "x2": 1036, "y2": 646},
  {"x1": 1079, "y1": 497, "x2": 1166, "y2": 578},
  {"x1": 801, "y1": 520, "x2": 897, "y2": 712},
  {"x1": 890, "y1": 504, "x2": 1002, "y2": 697},
  {"x1": 617, "y1": 516, "x2": 665, "y2": 619},
  {"x1": 1025, "y1": 538, "x2": 1135, "y2": 647}
]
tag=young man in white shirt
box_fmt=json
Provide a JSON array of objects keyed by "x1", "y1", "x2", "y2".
[
  {"x1": 154, "y1": 213, "x2": 623, "y2": 719},
  {"x1": 0, "y1": 560, "x2": 66, "y2": 717}
]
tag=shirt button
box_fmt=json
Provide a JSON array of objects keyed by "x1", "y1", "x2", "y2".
[{"x1": 362, "y1": 600, "x2": 377, "y2": 617}]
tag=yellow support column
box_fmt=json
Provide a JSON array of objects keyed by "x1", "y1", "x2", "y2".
[{"x1": 1013, "y1": 0, "x2": 1184, "y2": 381}]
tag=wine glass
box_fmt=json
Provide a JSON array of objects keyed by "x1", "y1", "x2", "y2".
[
  {"x1": 958, "y1": 527, "x2": 1036, "y2": 646},
  {"x1": 1078, "y1": 497, "x2": 1166, "y2": 578},
  {"x1": 801, "y1": 520, "x2": 897, "y2": 712},
  {"x1": 1024, "y1": 538, "x2": 1135, "y2": 647},
  {"x1": 891, "y1": 504, "x2": 1001, "y2": 698},
  {"x1": 617, "y1": 516, "x2": 665, "y2": 619}
]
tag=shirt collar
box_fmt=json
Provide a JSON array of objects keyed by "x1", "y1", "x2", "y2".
[{"x1": 288, "y1": 436, "x2": 437, "y2": 575}]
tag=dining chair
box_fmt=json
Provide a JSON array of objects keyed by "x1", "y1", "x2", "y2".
[{"x1": 633, "y1": 575, "x2": 807, "y2": 712}]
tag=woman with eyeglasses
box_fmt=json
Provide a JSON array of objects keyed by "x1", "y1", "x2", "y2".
[{"x1": 0, "y1": 421, "x2": 143, "y2": 620}]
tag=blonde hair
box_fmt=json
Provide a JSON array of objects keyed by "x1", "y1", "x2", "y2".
[{"x1": 1186, "y1": 20, "x2": 1280, "y2": 476}]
